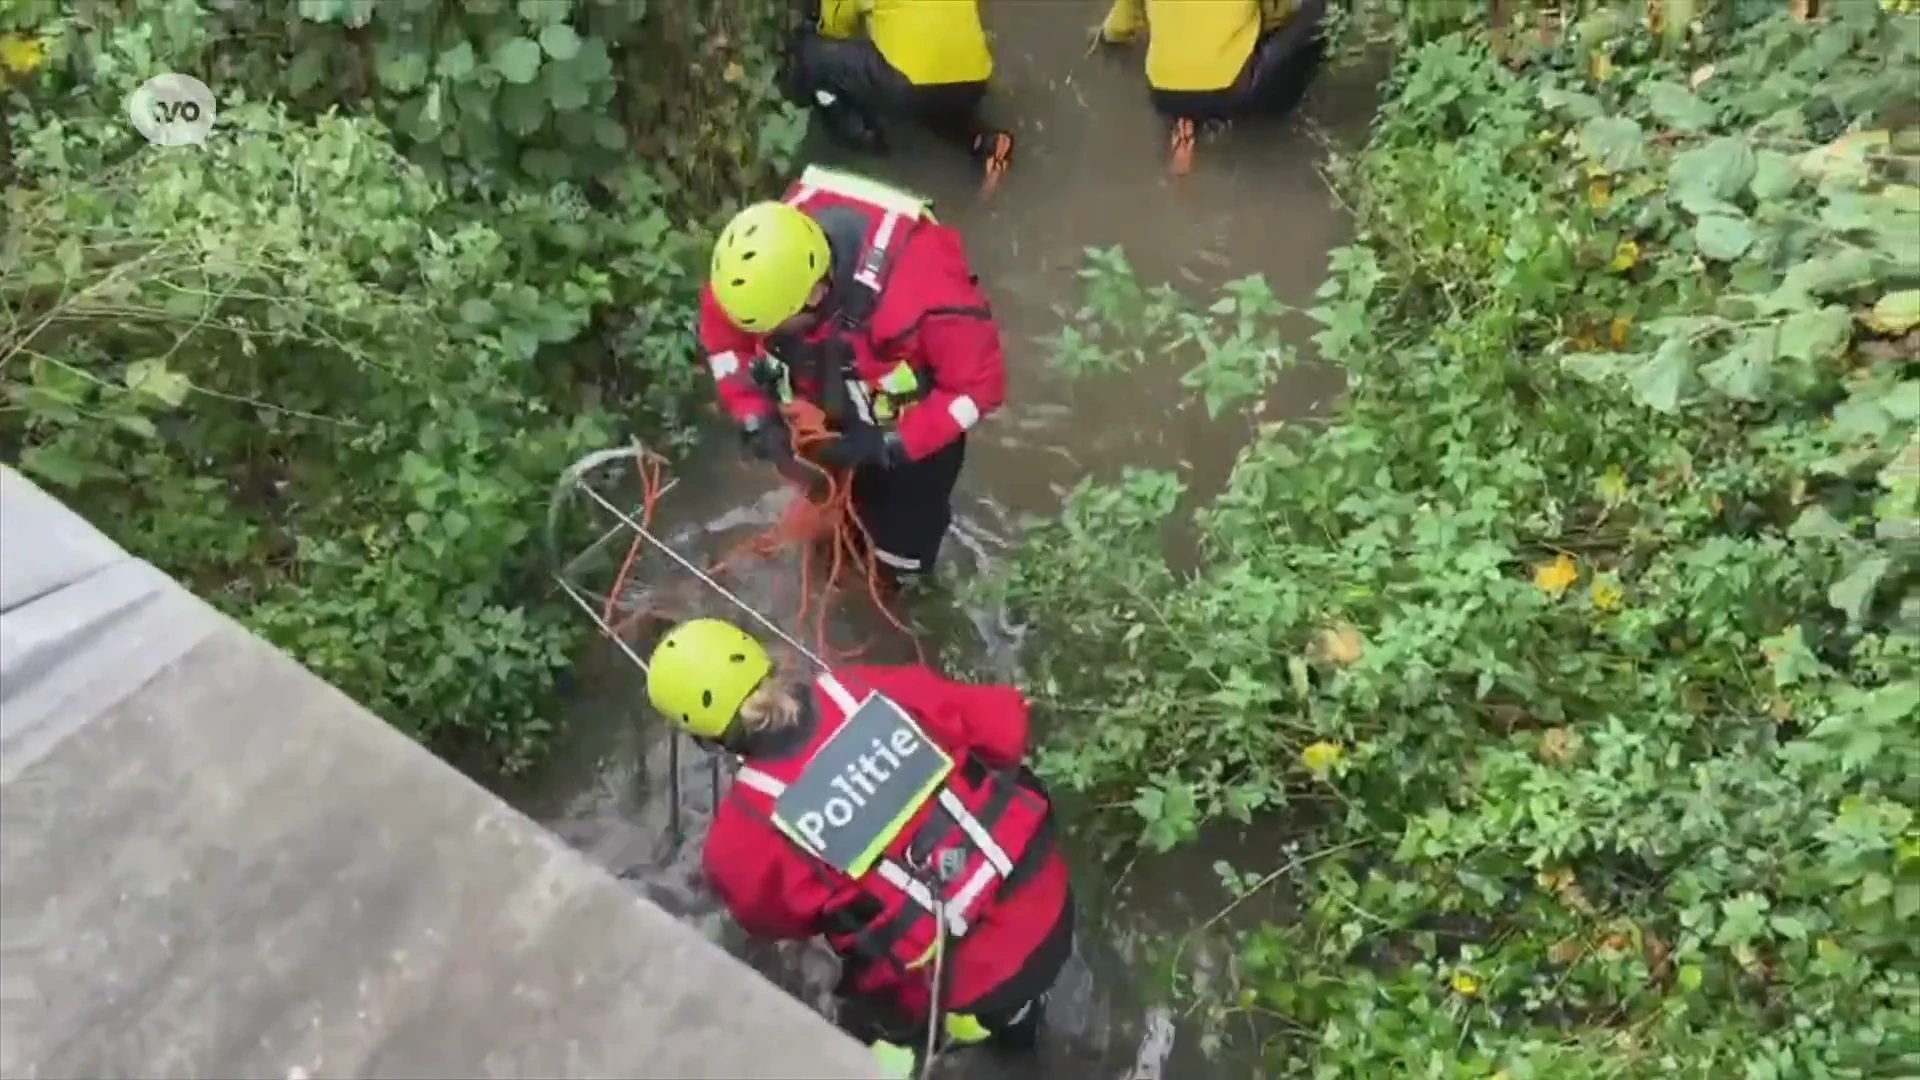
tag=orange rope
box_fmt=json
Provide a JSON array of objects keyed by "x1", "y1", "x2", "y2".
[
  {"x1": 602, "y1": 452, "x2": 668, "y2": 635},
  {"x1": 595, "y1": 410, "x2": 923, "y2": 664}
]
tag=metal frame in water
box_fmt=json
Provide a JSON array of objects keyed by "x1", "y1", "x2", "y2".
[{"x1": 547, "y1": 444, "x2": 832, "y2": 852}]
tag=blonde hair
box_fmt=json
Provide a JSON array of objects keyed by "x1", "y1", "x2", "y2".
[{"x1": 733, "y1": 648, "x2": 805, "y2": 734}]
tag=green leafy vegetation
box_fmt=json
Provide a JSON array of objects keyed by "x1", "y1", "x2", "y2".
[
  {"x1": 1002, "y1": 6, "x2": 1917, "y2": 1075},
  {"x1": 1, "y1": 0, "x2": 805, "y2": 771}
]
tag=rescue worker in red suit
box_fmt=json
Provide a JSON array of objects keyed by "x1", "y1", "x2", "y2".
[
  {"x1": 645, "y1": 618, "x2": 1074, "y2": 1074},
  {"x1": 698, "y1": 165, "x2": 1007, "y2": 588}
]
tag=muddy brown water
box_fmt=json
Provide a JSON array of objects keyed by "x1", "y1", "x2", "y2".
[{"x1": 503, "y1": 5, "x2": 1379, "y2": 1076}]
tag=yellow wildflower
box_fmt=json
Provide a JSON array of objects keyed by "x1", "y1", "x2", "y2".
[
  {"x1": 1450, "y1": 970, "x2": 1480, "y2": 996},
  {"x1": 1588, "y1": 177, "x2": 1611, "y2": 211},
  {"x1": 1589, "y1": 576, "x2": 1625, "y2": 613},
  {"x1": 0, "y1": 32, "x2": 48, "y2": 80},
  {"x1": 1299, "y1": 740, "x2": 1345, "y2": 777},
  {"x1": 1610, "y1": 239, "x2": 1640, "y2": 273},
  {"x1": 1533, "y1": 553, "x2": 1579, "y2": 597}
]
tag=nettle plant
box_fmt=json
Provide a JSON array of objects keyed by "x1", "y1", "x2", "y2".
[{"x1": 995, "y1": 7, "x2": 1916, "y2": 1077}]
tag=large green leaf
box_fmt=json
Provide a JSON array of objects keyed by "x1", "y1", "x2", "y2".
[
  {"x1": 499, "y1": 80, "x2": 550, "y2": 135},
  {"x1": 438, "y1": 41, "x2": 476, "y2": 80},
  {"x1": 1644, "y1": 81, "x2": 1716, "y2": 132},
  {"x1": 1669, "y1": 136, "x2": 1758, "y2": 208},
  {"x1": 1578, "y1": 116, "x2": 1647, "y2": 173},
  {"x1": 1695, "y1": 215, "x2": 1755, "y2": 262},
  {"x1": 1700, "y1": 326, "x2": 1774, "y2": 401},
  {"x1": 1829, "y1": 556, "x2": 1891, "y2": 622},
  {"x1": 538, "y1": 23, "x2": 581, "y2": 61},
  {"x1": 376, "y1": 48, "x2": 430, "y2": 93},
  {"x1": 1629, "y1": 336, "x2": 1694, "y2": 414},
  {"x1": 491, "y1": 37, "x2": 543, "y2": 84}
]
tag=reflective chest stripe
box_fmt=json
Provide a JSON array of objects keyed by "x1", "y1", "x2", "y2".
[
  {"x1": 784, "y1": 170, "x2": 928, "y2": 427},
  {"x1": 733, "y1": 673, "x2": 1013, "y2": 938}
]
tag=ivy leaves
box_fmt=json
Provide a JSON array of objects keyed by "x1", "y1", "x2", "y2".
[{"x1": 277, "y1": 5, "x2": 628, "y2": 183}]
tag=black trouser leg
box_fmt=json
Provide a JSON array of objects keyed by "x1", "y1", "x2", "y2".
[
  {"x1": 908, "y1": 80, "x2": 996, "y2": 155},
  {"x1": 850, "y1": 435, "x2": 967, "y2": 585},
  {"x1": 789, "y1": 32, "x2": 899, "y2": 152},
  {"x1": 1237, "y1": 0, "x2": 1328, "y2": 120}
]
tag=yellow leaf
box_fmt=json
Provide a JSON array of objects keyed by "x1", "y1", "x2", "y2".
[
  {"x1": 1536, "y1": 866, "x2": 1575, "y2": 893},
  {"x1": 1533, "y1": 553, "x2": 1579, "y2": 596},
  {"x1": 1610, "y1": 239, "x2": 1640, "y2": 273},
  {"x1": 1547, "y1": 938, "x2": 1584, "y2": 965},
  {"x1": 1540, "y1": 727, "x2": 1578, "y2": 765},
  {"x1": 1589, "y1": 577, "x2": 1625, "y2": 613},
  {"x1": 1312, "y1": 623, "x2": 1365, "y2": 666},
  {"x1": 1800, "y1": 130, "x2": 1891, "y2": 182},
  {"x1": 1590, "y1": 50, "x2": 1614, "y2": 83},
  {"x1": 1863, "y1": 289, "x2": 1920, "y2": 335},
  {"x1": 0, "y1": 32, "x2": 47, "y2": 77},
  {"x1": 1789, "y1": 0, "x2": 1816, "y2": 20},
  {"x1": 1608, "y1": 315, "x2": 1632, "y2": 348},
  {"x1": 1588, "y1": 177, "x2": 1612, "y2": 210},
  {"x1": 1450, "y1": 971, "x2": 1480, "y2": 996},
  {"x1": 1299, "y1": 740, "x2": 1345, "y2": 777},
  {"x1": 1596, "y1": 464, "x2": 1630, "y2": 505},
  {"x1": 722, "y1": 61, "x2": 746, "y2": 84},
  {"x1": 1689, "y1": 63, "x2": 1716, "y2": 90}
]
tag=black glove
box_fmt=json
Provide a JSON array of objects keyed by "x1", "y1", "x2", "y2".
[
  {"x1": 813, "y1": 420, "x2": 904, "y2": 471},
  {"x1": 744, "y1": 418, "x2": 832, "y2": 499}
]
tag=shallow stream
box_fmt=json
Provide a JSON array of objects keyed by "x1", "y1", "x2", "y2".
[{"x1": 504, "y1": 5, "x2": 1380, "y2": 1074}]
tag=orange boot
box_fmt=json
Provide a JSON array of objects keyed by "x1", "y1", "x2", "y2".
[
  {"x1": 972, "y1": 129, "x2": 1015, "y2": 197},
  {"x1": 1170, "y1": 117, "x2": 1196, "y2": 177}
]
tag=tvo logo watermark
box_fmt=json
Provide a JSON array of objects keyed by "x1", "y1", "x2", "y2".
[{"x1": 126, "y1": 73, "x2": 216, "y2": 147}]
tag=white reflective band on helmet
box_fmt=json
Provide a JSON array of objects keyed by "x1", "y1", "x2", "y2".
[
  {"x1": 734, "y1": 765, "x2": 786, "y2": 797},
  {"x1": 708, "y1": 351, "x2": 741, "y2": 379},
  {"x1": 871, "y1": 548, "x2": 922, "y2": 571},
  {"x1": 947, "y1": 395, "x2": 981, "y2": 431}
]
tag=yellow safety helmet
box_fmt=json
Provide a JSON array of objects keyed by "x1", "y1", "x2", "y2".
[
  {"x1": 709, "y1": 201, "x2": 832, "y2": 332},
  {"x1": 646, "y1": 618, "x2": 772, "y2": 739}
]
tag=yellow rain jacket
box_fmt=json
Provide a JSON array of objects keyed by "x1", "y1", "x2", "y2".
[
  {"x1": 819, "y1": 0, "x2": 994, "y2": 87},
  {"x1": 1102, "y1": 0, "x2": 1300, "y2": 93}
]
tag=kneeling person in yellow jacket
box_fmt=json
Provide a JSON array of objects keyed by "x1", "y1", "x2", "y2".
[
  {"x1": 1100, "y1": 0, "x2": 1327, "y2": 173},
  {"x1": 788, "y1": 0, "x2": 1016, "y2": 195}
]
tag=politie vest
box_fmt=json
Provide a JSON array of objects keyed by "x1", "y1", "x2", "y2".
[
  {"x1": 730, "y1": 672, "x2": 1051, "y2": 976},
  {"x1": 757, "y1": 165, "x2": 949, "y2": 429}
]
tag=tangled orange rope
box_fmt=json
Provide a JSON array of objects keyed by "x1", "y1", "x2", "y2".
[{"x1": 600, "y1": 403, "x2": 922, "y2": 665}]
